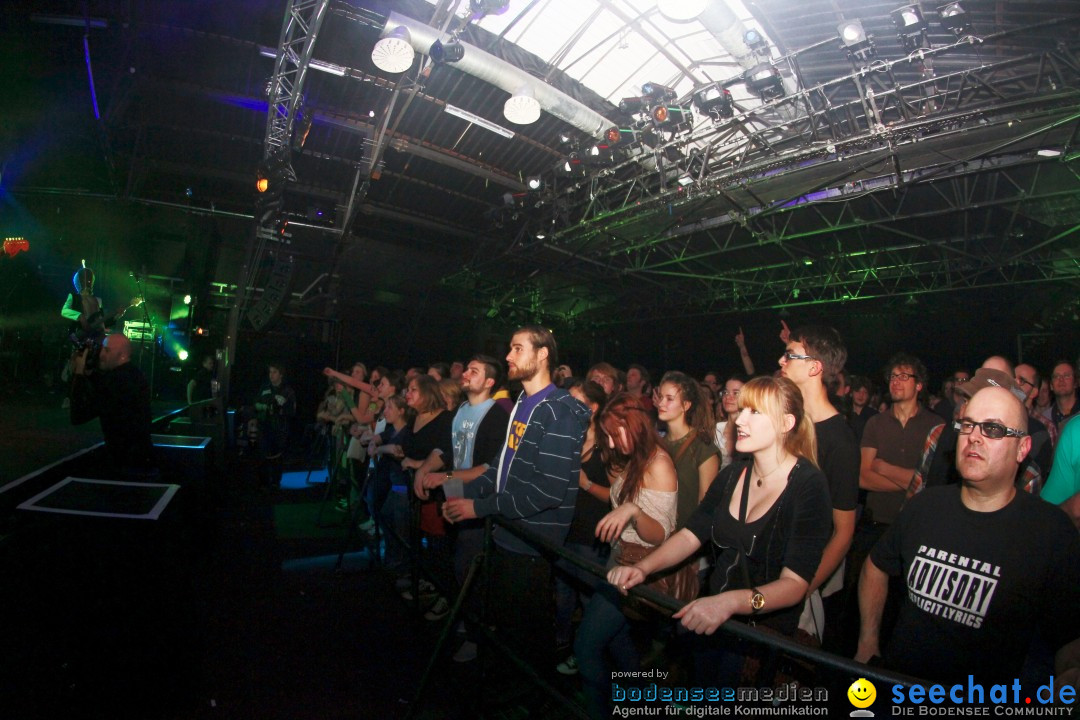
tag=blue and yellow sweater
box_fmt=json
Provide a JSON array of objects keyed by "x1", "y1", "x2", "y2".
[{"x1": 472, "y1": 387, "x2": 591, "y2": 556}]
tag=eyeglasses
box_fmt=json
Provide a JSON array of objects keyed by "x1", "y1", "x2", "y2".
[
  {"x1": 952, "y1": 376, "x2": 970, "y2": 383},
  {"x1": 888, "y1": 372, "x2": 915, "y2": 382},
  {"x1": 720, "y1": 389, "x2": 741, "y2": 398},
  {"x1": 782, "y1": 352, "x2": 818, "y2": 363},
  {"x1": 1052, "y1": 373, "x2": 1074, "y2": 381},
  {"x1": 1014, "y1": 375, "x2": 1036, "y2": 389},
  {"x1": 953, "y1": 419, "x2": 1027, "y2": 439}
]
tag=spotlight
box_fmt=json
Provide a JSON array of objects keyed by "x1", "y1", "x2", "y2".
[
  {"x1": 651, "y1": 105, "x2": 693, "y2": 130},
  {"x1": 641, "y1": 82, "x2": 677, "y2": 101},
  {"x1": 429, "y1": 38, "x2": 465, "y2": 64},
  {"x1": 744, "y1": 63, "x2": 784, "y2": 101},
  {"x1": 526, "y1": 176, "x2": 543, "y2": 191},
  {"x1": 838, "y1": 19, "x2": 875, "y2": 61},
  {"x1": 657, "y1": 0, "x2": 706, "y2": 22},
  {"x1": 618, "y1": 96, "x2": 648, "y2": 115},
  {"x1": 178, "y1": 349, "x2": 189, "y2": 362},
  {"x1": 605, "y1": 126, "x2": 636, "y2": 146},
  {"x1": 692, "y1": 83, "x2": 734, "y2": 119},
  {"x1": 183, "y1": 294, "x2": 192, "y2": 305},
  {"x1": 743, "y1": 28, "x2": 770, "y2": 58},
  {"x1": 938, "y1": 2, "x2": 972, "y2": 36},
  {"x1": 557, "y1": 155, "x2": 585, "y2": 176},
  {"x1": 891, "y1": 5, "x2": 928, "y2": 50},
  {"x1": 371, "y1": 26, "x2": 414, "y2": 73},
  {"x1": 582, "y1": 143, "x2": 615, "y2": 166},
  {"x1": 504, "y1": 85, "x2": 541, "y2": 124},
  {"x1": 256, "y1": 176, "x2": 269, "y2": 193}
]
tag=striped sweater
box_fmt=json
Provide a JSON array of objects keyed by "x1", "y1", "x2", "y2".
[{"x1": 472, "y1": 387, "x2": 591, "y2": 556}]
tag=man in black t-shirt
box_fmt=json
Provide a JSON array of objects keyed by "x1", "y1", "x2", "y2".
[
  {"x1": 779, "y1": 325, "x2": 859, "y2": 646},
  {"x1": 857, "y1": 386, "x2": 1080, "y2": 685},
  {"x1": 70, "y1": 333, "x2": 155, "y2": 477}
]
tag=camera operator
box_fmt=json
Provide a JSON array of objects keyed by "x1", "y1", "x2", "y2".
[{"x1": 69, "y1": 333, "x2": 155, "y2": 478}]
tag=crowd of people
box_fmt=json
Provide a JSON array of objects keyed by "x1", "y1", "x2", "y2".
[{"x1": 279, "y1": 323, "x2": 1080, "y2": 715}]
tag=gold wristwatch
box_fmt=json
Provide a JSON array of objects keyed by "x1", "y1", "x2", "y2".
[{"x1": 750, "y1": 589, "x2": 765, "y2": 614}]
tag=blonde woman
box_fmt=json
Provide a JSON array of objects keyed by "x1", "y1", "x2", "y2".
[{"x1": 608, "y1": 376, "x2": 831, "y2": 684}]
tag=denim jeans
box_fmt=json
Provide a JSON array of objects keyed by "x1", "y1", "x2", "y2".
[
  {"x1": 554, "y1": 540, "x2": 609, "y2": 647},
  {"x1": 574, "y1": 583, "x2": 639, "y2": 720}
]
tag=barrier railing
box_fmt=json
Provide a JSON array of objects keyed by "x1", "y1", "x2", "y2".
[{"x1": 399, "y1": 508, "x2": 925, "y2": 718}]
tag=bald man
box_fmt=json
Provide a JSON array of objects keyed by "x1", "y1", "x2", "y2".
[
  {"x1": 857, "y1": 386, "x2": 1080, "y2": 685},
  {"x1": 71, "y1": 333, "x2": 154, "y2": 476}
]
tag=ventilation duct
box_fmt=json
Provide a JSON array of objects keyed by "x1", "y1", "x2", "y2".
[{"x1": 379, "y1": 12, "x2": 613, "y2": 139}]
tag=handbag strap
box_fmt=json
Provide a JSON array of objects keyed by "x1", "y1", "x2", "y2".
[
  {"x1": 670, "y1": 428, "x2": 697, "y2": 464},
  {"x1": 736, "y1": 461, "x2": 755, "y2": 589}
]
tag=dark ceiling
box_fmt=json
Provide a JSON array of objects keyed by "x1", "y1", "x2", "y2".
[{"x1": 3, "y1": 0, "x2": 1080, "y2": 377}]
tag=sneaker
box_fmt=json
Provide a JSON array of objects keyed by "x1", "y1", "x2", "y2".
[
  {"x1": 400, "y1": 579, "x2": 437, "y2": 602},
  {"x1": 357, "y1": 517, "x2": 375, "y2": 536},
  {"x1": 452, "y1": 640, "x2": 478, "y2": 663},
  {"x1": 556, "y1": 655, "x2": 579, "y2": 675},
  {"x1": 423, "y1": 596, "x2": 450, "y2": 621}
]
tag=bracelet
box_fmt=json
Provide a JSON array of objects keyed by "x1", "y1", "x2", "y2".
[{"x1": 445, "y1": 471, "x2": 454, "y2": 482}]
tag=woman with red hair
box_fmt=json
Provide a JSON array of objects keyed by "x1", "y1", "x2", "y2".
[{"x1": 574, "y1": 392, "x2": 678, "y2": 719}]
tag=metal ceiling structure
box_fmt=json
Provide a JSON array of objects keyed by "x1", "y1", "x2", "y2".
[{"x1": 3, "y1": 0, "x2": 1080, "y2": 361}]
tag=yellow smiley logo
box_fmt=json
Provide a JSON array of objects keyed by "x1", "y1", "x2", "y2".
[{"x1": 848, "y1": 678, "x2": 876, "y2": 709}]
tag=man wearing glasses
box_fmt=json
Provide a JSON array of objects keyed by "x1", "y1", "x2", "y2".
[
  {"x1": 856, "y1": 386, "x2": 1080, "y2": 686},
  {"x1": 779, "y1": 326, "x2": 860, "y2": 649},
  {"x1": 1049, "y1": 360, "x2": 1079, "y2": 432},
  {"x1": 859, "y1": 353, "x2": 941, "y2": 530}
]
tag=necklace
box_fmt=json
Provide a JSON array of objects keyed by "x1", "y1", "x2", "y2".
[{"x1": 752, "y1": 461, "x2": 786, "y2": 487}]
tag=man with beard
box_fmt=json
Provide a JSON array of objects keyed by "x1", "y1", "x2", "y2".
[
  {"x1": 857, "y1": 386, "x2": 1080, "y2": 686},
  {"x1": 443, "y1": 325, "x2": 591, "y2": 680}
]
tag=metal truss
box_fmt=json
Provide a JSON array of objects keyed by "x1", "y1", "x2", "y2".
[
  {"x1": 540, "y1": 22, "x2": 1080, "y2": 242},
  {"x1": 263, "y1": 0, "x2": 331, "y2": 157}
]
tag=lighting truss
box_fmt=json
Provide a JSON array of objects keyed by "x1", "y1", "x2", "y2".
[{"x1": 263, "y1": 0, "x2": 331, "y2": 156}]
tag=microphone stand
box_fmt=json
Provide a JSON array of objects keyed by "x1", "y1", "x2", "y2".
[{"x1": 131, "y1": 274, "x2": 156, "y2": 399}]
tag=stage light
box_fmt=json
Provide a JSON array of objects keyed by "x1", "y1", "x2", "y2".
[
  {"x1": 651, "y1": 105, "x2": 693, "y2": 130},
  {"x1": 744, "y1": 63, "x2": 784, "y2": 100},
  {"x1": 526, "y1": 176, "x2": 543, "y2": 191},
  {"x1": 183, "y1": 294, "x2": 192, "y2": 305},
  {"x1": 641, "y1": 82, "x2": 677, "y2": 101},
  {"x1": 429, "y1": 38, "x2": 465, "y2": 64},
  {"x1": 178, "y1": 349, "x2": 189, "y2": 362},
  {"x1": 743, "y1": 28, "x2": 770, "y2": 58},
  {"x1": 256, "y1": 176, "x2": 269, "y2": 193},
  {"x1": 582, "y1": 143, "x2": 615, "y2": 166},
  {"x1": 838, "y1": 19, "x2": 875, "y2": 61},
  {"x1": 371, "y1": 26, "x2": 414, "y2": 73},
  {"x1": 692, "y1": 83, "x2": 734, "y2": 119},
  {"x1": 938, "y1": 2, "x2": 972, "y2": 36},
  {"x1": 557, "y1": 155, "x2": 585, "y2": 176},
  {"x1": 618, "y1": 96, "x2": 648, "y2": 115},
  {"x1": 891, "y1": 5, "x2": 928, "y2": 50},
  {"x1": 657, "y1": 0, "x2": 706, "y2": 22},
  {"x1": 504, "y1": 86, "x2": 541, "y2": 124},
  {"x1": 605, "y1": 126, "x2": 636, "y2": 146}
]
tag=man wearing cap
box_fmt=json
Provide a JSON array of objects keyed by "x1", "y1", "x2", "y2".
[{"x1": 857, "y1": 385, "x2": 1080, "y2": 685}]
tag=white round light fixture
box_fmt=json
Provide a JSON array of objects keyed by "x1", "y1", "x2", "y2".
[
  {"x1": 657, "y1": 0, "x2": 707, "y2": 22},
  {"x1": 504, "y1": 85, "x2": 541, "y2": 125},
  {"x1": 371, "y1": 26, "x2": 415, "y2": 74}
]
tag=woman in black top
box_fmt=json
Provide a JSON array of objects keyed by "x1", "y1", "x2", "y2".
[{"x1": 608, "y1": 376, "x2": 831, "y2": 679}]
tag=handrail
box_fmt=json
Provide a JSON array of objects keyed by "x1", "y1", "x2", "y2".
[{"x1": 489, "y1": 515, "x2": 926, "y2": 690}]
